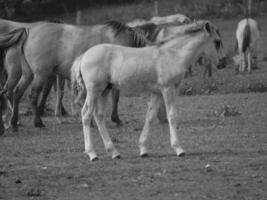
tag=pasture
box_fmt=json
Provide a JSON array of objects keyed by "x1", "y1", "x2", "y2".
[{"x1": 0, "y1": 11, "x2": 267, "y2": 200}]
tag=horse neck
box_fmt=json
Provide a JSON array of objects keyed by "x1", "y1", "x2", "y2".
[{"x1": 161, "y1": 32, "x2": 208, "y2": 70}]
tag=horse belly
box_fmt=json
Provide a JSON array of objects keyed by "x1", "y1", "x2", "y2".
[{"x1": 114, "y1": 68, "x2": 158, "y2": 97}]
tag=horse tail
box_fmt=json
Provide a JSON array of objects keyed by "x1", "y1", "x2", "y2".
[
  {"x1": 242, "y1": 22, "x2": 251, "y2": 53},
  {"x1": 0, "y1": 28, "x2": 28, "y2": 49},
  {"x1": 71, "y1": 55, "x2": 85, "y2": 100}
]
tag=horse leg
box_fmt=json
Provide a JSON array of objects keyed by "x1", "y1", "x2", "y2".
[
  {"x1": 38, "y1": 75, "x2": 56, "y2": 116},
  {"x1": 162, "y1": 86, "x2": 185, "y2": 157},
  {"x1": 247, "y1": 49, "x2": 252, "y2": 73},
  {"x1": 139, "y1": 93, "x2": 161, "y2": 156},
  {"x1": 11, "y1": 73, "x2": 33, "y2": 131},
  {"x1": 81, "y1": 90, "x2": 98, "y2": 161},
  {"x1": 0, "y1": 96, "x2": 5, "y2": 135},
  {"x1": 111, "y1": 88, "x2": 122, "y2": 125},
  {"x1": 55, "y1": 76, "x2": 68, "y2": 124},
  {"x1": 29, "y1": 75, "x2": 48, "y2": 128},
  {"x1": 94, "y1": 89, "x2": 120, "y2": 159}
]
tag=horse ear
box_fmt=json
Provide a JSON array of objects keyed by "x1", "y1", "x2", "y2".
[{"x1": 204, "y1": 22, "x2": 211, "y2": 34}]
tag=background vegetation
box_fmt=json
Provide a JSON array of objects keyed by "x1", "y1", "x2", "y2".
[{"x1": 0, "y1": 0, "x2": 267, "y2": 22}]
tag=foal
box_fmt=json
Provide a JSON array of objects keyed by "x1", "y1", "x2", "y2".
[
  {"x1": 236, "y1": 18, "x2": 260, "y2": 72},
  {"x1": 71, "y1": 21, "x2": 225, "y2": 161}
]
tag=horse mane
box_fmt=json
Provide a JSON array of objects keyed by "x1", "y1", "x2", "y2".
[
  {"x1": 134, "y1": 23, "x2": 159, "y2": 42},
  {"x1": 105, "y1": 20, "x2": 148, "y2": 47}
]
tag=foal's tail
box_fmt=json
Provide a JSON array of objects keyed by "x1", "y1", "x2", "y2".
[
  {"x1": 0, "y1": 28, "x2": 28, "y2": 49},
  {"x1": 71, "y1": 55, "x2": 85, "y2": 101},
  {"x1": 242, "y1": 21, "x2": 251, "y2": 53}
]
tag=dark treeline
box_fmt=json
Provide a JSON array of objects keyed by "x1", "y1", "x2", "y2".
[
  {"x1": 0, "y1": 0, "x2": 266, "y2": 21},
  {"x1": 0, "y1": 0, "x2": 145, "y2": 21}
]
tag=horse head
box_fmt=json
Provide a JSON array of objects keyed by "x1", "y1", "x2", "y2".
[{"x1": 200, "y1": 21, "x2": 227, "y2": 69}]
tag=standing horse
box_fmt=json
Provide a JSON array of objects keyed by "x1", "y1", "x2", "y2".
[
  {"x1": 0, "y1": 19, "x2": 68, "y2": 129},
  {"x1": 71, "y1": 21, "x2": 226, "y2": 161},
  {"x1": 236, "y1": 18, "x2": 260, "y2": 72},
  {"x1": 9, "y1": 21, "x2": 147, "y2": 130},
  {"x1": 0, "y1": 27, "x2": 28, "y2": 135},
  {"x1": 127, "y1": 13, "x2": 191, "y2": 27}
]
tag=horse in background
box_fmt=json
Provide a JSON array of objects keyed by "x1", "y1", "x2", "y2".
[
  {"x1": 8, "y1": 20, "x2": 147, "y2": 131},
  {"x1": 127, "y1": 13, "x2": 191, "y2": 27},
  {"x1": 0, "y1": 18, "x2": 69, "y2": 130},
  {"x1": 235, "y1": 18, "x2": 260, "y2": 72},
  {"x1": 71, "y1": 21, "x2": 226, "y2": 161},
  {"x1": 0, "y1": 28, "x2": 28, "y2": 135}
]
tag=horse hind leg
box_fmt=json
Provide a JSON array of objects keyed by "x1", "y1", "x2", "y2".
[
  {"x1": 81, "y1": 90, "x2": 98, "y2": 161},
  {"x1": 11, "y1": 72, "x2": 33, "y2": 131},
  {"x1": 29, "y1": 75, "x2": 48, "y2": 128},
  {"x1": 94, "y1": 88, "x2": 120, "y2": 159},
  {"x1": 111, "y1": 88, "x2": 122, "y2": 125},
  {"x1": 38, "y1": 75, "x2": 56, "y2": 116},
  {"x1": 247, "y1": 49, "x2": 252, "y2": 73},
  {"x1": 139, "y1": 92, "x2": 162, "y2": 157},
  {"x1": 55, "y1": 76, "x2": 67, "y2": 124}
]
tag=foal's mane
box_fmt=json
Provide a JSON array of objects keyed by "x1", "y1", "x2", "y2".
[
  {"x1": 105, "y1": 20, "x2": 148, "y2": 47},
  {"x1": 154, "y1": 21, "x2": 216, "y2": 47}
]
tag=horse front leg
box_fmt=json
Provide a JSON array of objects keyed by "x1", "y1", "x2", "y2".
[
  {"x1": 94, "y1": 89, "x2": 120, "y2": 159},
  {"x1": 139, "y1": 92, "x2": 161, "y2": 157},
  {"x1": 162, "y1": 86, "x2": 185, "y2": 157},
  {"x1": 111, "y1": 88, "x2": 122, "y2": 125}
]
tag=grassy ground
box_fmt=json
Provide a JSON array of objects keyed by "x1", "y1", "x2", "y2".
[{"x1": 0, "y1": 92, "x2": 266, "y2": 200}]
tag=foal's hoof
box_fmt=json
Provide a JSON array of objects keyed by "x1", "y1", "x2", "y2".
[
  {"x1": 175, "y1": 148, "x2": 185, "y2": 157},
  {"x1": 112, "y1": 154, "x2": 121, "y2": 159},
  {"x1": 90, "y1": 157, "x2": 99, "y2": 162}
]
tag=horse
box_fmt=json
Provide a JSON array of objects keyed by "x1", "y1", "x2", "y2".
[
  {"x1": 7, "y1": 20, "x2": 147, "y2": 130},
  {"x1": 235, "y1": 18, "x2": 260, "y2": 72},
  {"x1": 0, "y1": 27, "x2": 28, "y2": 135},
  {"x1": 71, "y1": 20, "x2": 226, "y2": 161},
  {"x1": 127, "y1": 13, "x2": 191, "y2": 27},
  {"x1": 0, "y1": 19, "x2": 68, "y2": 130}
]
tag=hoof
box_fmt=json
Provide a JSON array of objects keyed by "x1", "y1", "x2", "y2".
[
  {"x1": 34, "y1": 121, "x2": 45, "y2": 128},
  {"x1": 178, "y1": 152, "x2": 185, "y2": 157},
  {"x1": 175, "y1": 148, "x2": 185, "y2": 157},
  {"x1": 112, "y1": 154, "x2": 121, "y2": 159},
  {"x1": 90, "y1": 157, "x2": 99, "y2": 162},
  {"x1": 111, "y1": 117, "x2": 122, "y2": 126},
  {"x1": 140, "y1": 153, "x2": 149, "y2": 158},
  {"x1": 0, "y1": 126, "x2": 4, "y2": 136},
  {"x1": 11, "y1": 126, "x2": 18, "y2": 132}
]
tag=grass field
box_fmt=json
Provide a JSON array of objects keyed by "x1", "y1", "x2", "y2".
[{"x1": 0, "y1": 3, "x2": 267, "y2": 200}]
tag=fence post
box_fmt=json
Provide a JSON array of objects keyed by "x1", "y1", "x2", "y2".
[{"x1": 154, "y1": 0, "x2": 158, "y2": 16}]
